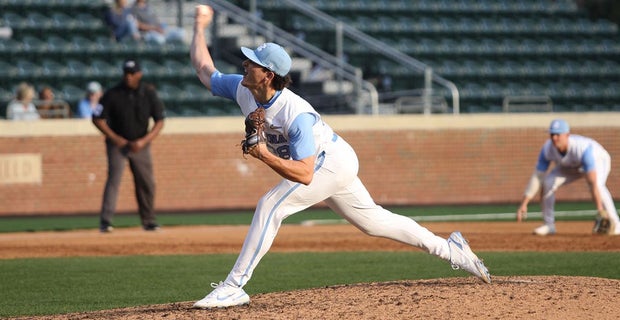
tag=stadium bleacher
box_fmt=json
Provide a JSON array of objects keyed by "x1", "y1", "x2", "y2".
[
  {"x1": 1, "y1": 0, "x2": 619, "y2": 115},
  {"x1": 0, "y1": 0, "x2": 240, "y2": 118},
  {"x1": 244, "y1": 0, "x2": 620, "y2": 113}
]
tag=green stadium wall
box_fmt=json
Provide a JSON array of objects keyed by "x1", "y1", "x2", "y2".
[{"x1": 1, "y1": 113, "x2": 619, "y2": 216}]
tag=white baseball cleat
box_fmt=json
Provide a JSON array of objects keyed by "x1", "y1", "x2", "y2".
[
  {"x1": 609, "y1": 220, "x2": 619, "y2": 236},
  {"x1": 533, "y1": 224, "x2": 556, "y2": 236},
  {"x1": 193, "y1": 281, "x2": 250, "y2": 309},
  {"x1": 447, "y1": 231, "x2": 491, "y2": 284}
]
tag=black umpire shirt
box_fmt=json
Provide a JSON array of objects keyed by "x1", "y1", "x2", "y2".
[{"x1": 95, "y1": 82, "x2": 165, "y2": 141}]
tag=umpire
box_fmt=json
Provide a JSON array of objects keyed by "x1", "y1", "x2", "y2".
[{"x1": 93, "y1": 59, "x2": 165, "y2": 232}]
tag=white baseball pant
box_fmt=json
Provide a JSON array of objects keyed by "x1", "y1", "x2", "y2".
[
  {"x1": 541, "y1": 151, "x2": 619, "y2": 227},
  {"x1": 225, "y1": 136, "x2": 451, "y2": 287}
]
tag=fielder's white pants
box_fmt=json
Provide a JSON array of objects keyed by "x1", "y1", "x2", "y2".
[
  {"x1": 225, "y1": 137, "x2": 451, "y2": 288},
  {"x1": 541, "y1": 151, "x2": 619, "y2": 227}
]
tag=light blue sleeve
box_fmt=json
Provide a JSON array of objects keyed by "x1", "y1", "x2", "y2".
[
  {"x1": 288, "y1": 113, "x2": 318, "y2": 160},
  {"x1": 210, "y1": 71, "x2": 243, "y2": 100},
  {"x1": 77, "y1": 99, "x2": 91, "y2": 118},
  {"x1": 535, "y1": 148, "x2": 550, "y2": 172},
  {"x1": 77, "y1": 99, "x2": 94, "y2": 118},
  {"x1": 581, "y1": 145, "x2": 595, "y2": 172}
]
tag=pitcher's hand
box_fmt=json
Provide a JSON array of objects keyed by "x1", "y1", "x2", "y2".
[{"x1": 195, "y1": 5, "x2": 214, "y2": 29}]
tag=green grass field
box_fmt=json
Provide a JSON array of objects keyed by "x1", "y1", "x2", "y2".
[
  {"x1": 1, "y1": 252, "x2": 619, "y2": 317},
  {"x1": 0, "y1": 202, "x2": 618, "y2": 318}
]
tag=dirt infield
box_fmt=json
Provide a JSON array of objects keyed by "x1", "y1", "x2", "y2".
[{"x1": 3, "y1": 221, "x2": 620, "y2": 319}]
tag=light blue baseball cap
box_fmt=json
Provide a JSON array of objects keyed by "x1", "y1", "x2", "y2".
[
  {"x1": 241, "y1": 43, "x2": 292, "y2": 77},
  {"x1": 549, "y1": 119, "x2": 570, "y2": 134}
]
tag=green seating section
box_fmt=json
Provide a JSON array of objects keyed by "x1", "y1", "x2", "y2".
[
  {"x1": 247, "y1": 0, "x2": 620, "y2": 112},
  {"x1": 3, "y1": 0, "x2": 619, "y2": 114},
  {"x1": 0, "y1": 0, "x2": 240, "y2": 118}
]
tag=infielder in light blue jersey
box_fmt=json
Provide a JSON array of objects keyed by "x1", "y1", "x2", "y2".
[
  {"x1": 190, "y1": 5, "x2": 490, "y2": 309},
  {"x1": 517, "y1": 119, "x2": 619, "y2": 236}
]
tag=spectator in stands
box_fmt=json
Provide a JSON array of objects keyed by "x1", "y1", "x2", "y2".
[
  {"x1": 131, "y1": 0, "x2": 185, "y2": 44},
  {"x1": 6, "y1": 82, "x2": 40, "y2": 121},
  {"x1": 36, "y1": 86, "x2": 69, "y2": 118},
  {"x1": 379, "y1": 73, "x2": 393, "y2": 93},
  {"x1": 92, "y1": 59, "x2": 165, "y2": 233},
  {"x1": 76, "y1": 81, "x2": 103, "y2": 119},
  {"x1": 104, "y1": 0, "x2": 141, "y2": 42}
]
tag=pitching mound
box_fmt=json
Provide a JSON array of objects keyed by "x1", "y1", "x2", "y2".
[{"x1": 16, "y1": 276, "x2": 619, "y2": 320}]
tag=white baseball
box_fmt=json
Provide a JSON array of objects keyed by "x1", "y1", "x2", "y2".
[{"x1": 196, "y1": 5, "x2": 212, "y2": 16}]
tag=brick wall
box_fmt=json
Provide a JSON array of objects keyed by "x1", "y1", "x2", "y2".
[{"x1": 1, "y1": 113, "x2": 619, "y2": 216}]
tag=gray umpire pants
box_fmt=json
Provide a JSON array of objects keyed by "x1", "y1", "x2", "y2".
[{"x1": 100, "y1": 140, "x2": 157, "y2": 227}]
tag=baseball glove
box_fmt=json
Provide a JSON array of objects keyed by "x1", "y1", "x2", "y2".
[
  {"x1": 592, "y1": 209, "x2": 611, "y2": 234},
  {"x1": 241, "y1": 107, "x2": 266, "y2": 156}
]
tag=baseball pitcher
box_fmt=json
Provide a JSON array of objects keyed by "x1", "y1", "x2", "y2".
[{"x1": 190, "y1": 5, "x2": 491, "y2": 309}]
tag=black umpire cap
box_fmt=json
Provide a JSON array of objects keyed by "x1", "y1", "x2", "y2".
[{"x1": 123, "y1": 59, "x2": 141, "y2": 73}]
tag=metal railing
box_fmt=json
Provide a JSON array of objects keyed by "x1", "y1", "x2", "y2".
[
  {"x1": 503, "y1": 95, "x2": 553, "y2": 112},
  {"x1": 394, "y1": 90, "x2": 449, "y2": 115},
  {"x1": 206, "y1": 0, "x2": 379, "y2": 114}
]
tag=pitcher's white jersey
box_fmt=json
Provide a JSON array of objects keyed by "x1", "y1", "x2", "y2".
[{"x1": 235, "y1": 86, "x2": 335, "y2": 160}]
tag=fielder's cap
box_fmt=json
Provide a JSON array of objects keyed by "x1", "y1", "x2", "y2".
[
  {"x1": 122, "y1": 59, "x2": 141, "y2": 73},
  {"x1": 549, "y1": 119, "x2": 570, "y2": 134},
  {"x1": 87, "y1": 81, "x2": 102, "y2": 94},
  {"x1": 241, "y1": 43, "x2": 292, "y2": 77}
]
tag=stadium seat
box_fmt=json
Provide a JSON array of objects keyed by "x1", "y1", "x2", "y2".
[
  {"x1": 183, "y1": 83, "x2": 212, "y2": 101},
  {"x1": 16, "y1": 59, "x2": 43, "y2": 79},
  {"x1": 90, "y1": 59, "x2": 120, "y2": 82},
  {"x1": 162, "y1": 60, "x2": 193, "y2": 81},
  {"x1": 21, "y1": 35, "x2": 47, "y2": 57},
  {"x1": 59, "y1": 84, "x2": 84, "y2": 106},
  {"x1": 0, "y1": 60, "x2": 18, "y2": 87},
  {"x1": 44, "y1": 35, "x2": 72, "y2": 61},
  {"x1": 25, "y1": 12, "x2": 53, "y2": 28},
  {"x1": 41, "y1": 59, "x2": 69, "y2": 81},
  {"x1": 159, "y1": 84, "x2": 185, "y2": 103},
  {"x1": 64, "y1": 59, "x2": 95, "y2": 85},
  {"x1": 2, "y1": 12, "x2": 28, "y2": 30},
  {"x1": 74, "y1": 13, "x2": 103, "y2": 28},
  {"x1": 141, "y1": 59, "x2": 169, "y2": 78},
  {"x1": 51, "y1": 11, "x2": 77, "y2": 29},
  {"x1": 0, "y1": 85, "x2": 14, "y2": 102},
  {"x1": 70, "y1": 36, "x2": 97, "y2": 57},
  {"x1": 0, "y1": 38, "x2": 24, "y2": 62}
]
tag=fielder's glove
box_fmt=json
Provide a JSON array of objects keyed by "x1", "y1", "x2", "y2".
[
  {"x1": 592, "y1": 209, "x2": 611, "y2": 234},
  {"x1": 241, "y1": 107, "x2": 266, "y2": 156}
]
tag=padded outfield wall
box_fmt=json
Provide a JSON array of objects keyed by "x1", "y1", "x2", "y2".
[{"x1": 1, "y1": 113, "x2": 619, "y2": 216}]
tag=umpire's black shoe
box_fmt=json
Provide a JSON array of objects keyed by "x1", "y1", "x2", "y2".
[
  {"x1": 143, "y1": 223, "x2": 161, "y2": 232},
  {"x1": 100, "y1": 224, "x2": 114, "y2": 233}
]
